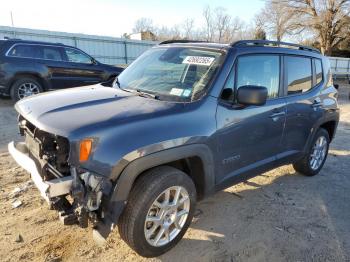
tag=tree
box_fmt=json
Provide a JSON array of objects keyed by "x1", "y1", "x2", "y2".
[
  {"x1": 283, "y1": 0, "x2": 350, "y2": 55},
  {"x1": 214, "y1": 7, "x2": 231, "y2": 43},
  {"x1": 182, "y1": 18, "x2": 195, "y2": 39},
  {"x1": 133, "y1": 18, "x2": 154, "y2": 33},
  {"x1": 221, "y1": 16, "x2": 245, "y2": 43},
  {"x1": 122, "y1": 33, "x2": 130, "y2": 39},
  {"x1": 155, "y1": 25, "x2": 182, "y2": 41},
  {"x1": 203, "y1": 5, "x2": 215, "y2": 41},
  {"x1": 256, "y1": 0, "x2": 295, "y2": 41},
  {"x1": 255, "y1": 28, "x2": 267, "y2": 40}
]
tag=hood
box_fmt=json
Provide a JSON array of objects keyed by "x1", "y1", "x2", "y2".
[{"x1": 15, "y1": 85, "x2": 182, "y2": 138}]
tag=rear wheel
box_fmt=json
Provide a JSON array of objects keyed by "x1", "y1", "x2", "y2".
[
  {"x1": 293, "y1": 128, "x2": 330, "y2": 176},
  {"x1": 10, "y1": 77, "x2": 43, "y2": 101},
  {"x1": 118, "y1": 166, "x2": 196, "y2": 257}
]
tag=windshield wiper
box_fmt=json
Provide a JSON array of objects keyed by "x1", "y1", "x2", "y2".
[
  {"x1": 136, "y1": 89, "x2": 159, "y2": 100},
  {"x1": 120, "y1": 86, "x2": 159, "y2": 100}
]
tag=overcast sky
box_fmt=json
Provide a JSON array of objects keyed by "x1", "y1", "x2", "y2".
[{"x1": 0, "y1": 0, "x2": 264, "y2": 37}]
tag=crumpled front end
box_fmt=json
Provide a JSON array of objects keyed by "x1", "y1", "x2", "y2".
[{"x1": 8, "y1": 115, "x2": 112, "y2": 229}]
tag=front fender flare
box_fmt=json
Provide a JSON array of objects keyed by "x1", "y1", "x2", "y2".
[
  {"x1": 94, "y1": 144, "x2": 215, "y2": 240},
  {"x1": 111, "y1": 143, "x2": 215, "y2": 204}
]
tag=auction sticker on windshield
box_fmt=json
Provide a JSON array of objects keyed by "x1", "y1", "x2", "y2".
[
  {"x1": 183, "y1": 56, "x2": 215, "y2": 66},
  {"x1": 170, "y1": 88, "x2": 184, "y2": 96}
]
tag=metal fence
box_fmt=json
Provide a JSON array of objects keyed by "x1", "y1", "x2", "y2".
[
  {"x1": 0, "y1": 26, "x2": 157, "y2": 65},
  {"x1": 328, "y1": 56, "x2": 350, "y2": 79},
  {"x1": 1, "y1": 26, "x2": 349, "y2": 76}
]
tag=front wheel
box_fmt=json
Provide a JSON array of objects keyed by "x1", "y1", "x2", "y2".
[
  {"x1": 118, "y1": 166, "x2": 196, "y2": 257},
  {"x1": 293, "y1": 128, "x2": 330, "y2": 176}
]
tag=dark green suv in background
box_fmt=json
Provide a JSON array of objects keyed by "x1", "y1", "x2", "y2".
[{"x1": 0, "y1": 38, "x2": 123, "y2": 101}]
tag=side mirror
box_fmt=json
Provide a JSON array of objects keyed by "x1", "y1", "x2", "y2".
[
  {"x1": 237, "y1": 85, "x2": 268, "y2": 106},
  {"x1": 334, "y1": 84, "x2": 339, "y2": 90},
  {"x1": 91, "y1": 58, "x2": 98, "y2": 65}
]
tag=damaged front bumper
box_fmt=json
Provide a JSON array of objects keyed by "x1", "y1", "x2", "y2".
[
  {"x1": 8, "y1": 141, "x2": 116, "y2": 243},
  {"x1": 8, "y1": 141, "x2": 73, "y2": 202}
]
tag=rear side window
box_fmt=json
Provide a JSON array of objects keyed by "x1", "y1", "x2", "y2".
[
  {"x1": 64, "y1": 48, "x2": 92, "y2": 64},
  {"x1": 315, "y1": 59, "x2": 323, "y2": 85},
  {"x1": 285, "y1": 56, "x2": 312, "y2": 95},
  {"x1": 7, "y1": 44, "x2": 41, "y2": 59},
  {"x1": 236, "y1": 55, "x2": 280, "y2": 99},
  {"x1": 39, "y1": 46, "x2": 63, "y2": 61}
]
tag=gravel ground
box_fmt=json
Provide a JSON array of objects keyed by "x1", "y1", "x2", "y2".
[{"x1": 0, "y1": 82, "x2": 349, "y2": 262}]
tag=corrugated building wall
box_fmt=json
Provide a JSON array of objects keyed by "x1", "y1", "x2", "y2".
[{"x1": 0, "y1": 26, "x2": 157, "y2": 65}]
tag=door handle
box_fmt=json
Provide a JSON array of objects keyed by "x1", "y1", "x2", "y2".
[
  {"x1": 269, "y1": 111, "x2": 286, "y2": 118},
  {"x1": 311, "y1": 101, "x2": 323, "y2": 108}
]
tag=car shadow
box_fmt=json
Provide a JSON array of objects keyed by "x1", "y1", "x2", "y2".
[{"x1": 157, "y1": 150, "x2": 350, "y2": 261}]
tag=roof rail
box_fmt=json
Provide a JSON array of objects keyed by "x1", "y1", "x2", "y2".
[
  {"x1": 159, "y1": 39, "x2": 207, "y2": 45},
  {"x1": 3, "y1": 37, "x2": 22, "y2": 41},
  {"x1": 231, "y1": 40, "x2": 320, "y2": 53}
]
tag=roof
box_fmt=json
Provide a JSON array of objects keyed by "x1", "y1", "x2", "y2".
[
  {"x1": 158, "y1": 39, "x2": 321, "y2": 54},
  {"x1": 2, "y1": 38, "x2": 69, "y2": 47}
]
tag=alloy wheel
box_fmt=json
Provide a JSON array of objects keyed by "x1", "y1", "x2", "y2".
[
  {"x1": 144, "y1": 186, "x2": 190, "y2": 247},
  {"x1": 17, "y1": 82, "x2": 40, "y2": 99},
  {"x1": 309, "y1": 136, "x2": 328, "y2": 170}
]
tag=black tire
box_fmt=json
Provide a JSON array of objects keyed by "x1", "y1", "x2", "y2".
[
  {"x1": 293, "y1": 128, "x2": 330, "y2": 176},
  {"x1": 10, "y1": 77, "x2": 43, "y2": 102},
  {"x1": 118, "y1": 166, "x2": 196, "y2": 257}
]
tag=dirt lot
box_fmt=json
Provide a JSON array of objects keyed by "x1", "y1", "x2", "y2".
[{"x1": 0, "y1": 83, "x2": 349, "y2": 262}]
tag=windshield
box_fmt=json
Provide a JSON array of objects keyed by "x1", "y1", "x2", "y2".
[{"x1": 116, "y1": 47, "x2": 225, "y2": 101}]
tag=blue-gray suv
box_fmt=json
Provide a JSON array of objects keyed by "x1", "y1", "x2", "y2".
[{"x1": 8, "y1": 40, "x2": 339, "y2": 257}]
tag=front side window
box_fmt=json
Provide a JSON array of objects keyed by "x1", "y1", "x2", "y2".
[
  {"x1": 286, "y1": 56, "x2": 312, "y2": 95},
  {"x1": 236, "y1": 55, "x2": 280, "y2": 99},
  {"x1": 117, "y1": 47, "x2": 224, "y2": 101},
  {"x1": 64, "y1": 48, "x2": 92, "y2": 63},
  {"x1": 8, "y1": 44, "x2": 41, "y2": 59}
]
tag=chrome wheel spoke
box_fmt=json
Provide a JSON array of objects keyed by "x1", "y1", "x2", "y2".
[
  {"x1": 153, "y1": 200, "x2": 163, "y2": 209},
  {"x1": 176, "y1": 209, "x2": 189, "y2": 219},
  {"x1": 146, "y1": 224, "x2": 159, "y2": 238},
  {"x1": 173, "y1": 187, "x2": 181, "y2": 206},
  {"x1": 164, "y1": 189, "x2": 170, "y2": 204},
  {"x1": 309, "y1": 135, "x2": 328, "y2": 170},
  {"x1": 174, "y1": 219, "x2": 181, "y2": 229},
  {"x1": 146, "y1": 215, "x2": 161, "y2": 224},
  {"x1": 164, "y1": 228, "x2": 170, "y2": 242},
  {"x1": 178, "y1": 196, "x2": 189, "y2": 206},
  {"x1": 154, "y1": 227, "x2": 165, "y2": 245},
  {"x1": 144, "y1": 185, "x2": 191, "y2": 247}
]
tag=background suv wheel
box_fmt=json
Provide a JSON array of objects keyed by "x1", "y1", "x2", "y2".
[
  {"x1": 118, "y1": 166, "x2": 196, "y2": 257},
  {"x1": 10, "y1": 77, "x2": 43, "y2": 101},
  {"x1": 293, "y1": 128, "x2": 330, "y2": 176}
]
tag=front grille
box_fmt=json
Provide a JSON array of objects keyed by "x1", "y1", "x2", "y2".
[{"x1": 19, "y1": 115, "x2": 70, "y2": 179}]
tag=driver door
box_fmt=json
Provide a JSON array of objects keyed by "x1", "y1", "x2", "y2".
[
  {"x1": 53, "y1": 47, "x2": 104, "y2": 89},
  {"x1": 215, "y1": 54, "x2": 286, "y2": 185}
]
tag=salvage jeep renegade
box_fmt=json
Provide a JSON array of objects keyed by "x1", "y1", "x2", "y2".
[{"x1": 9, "y1": 40, "x2": 339, "y2": 257}]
